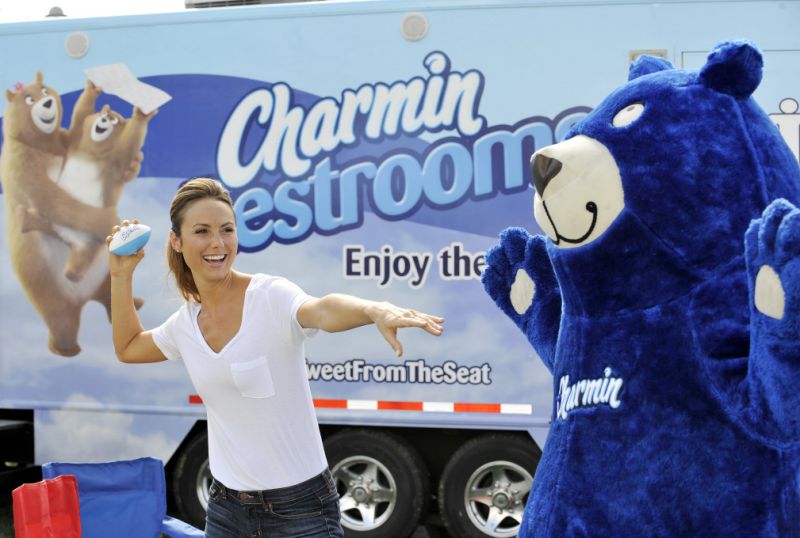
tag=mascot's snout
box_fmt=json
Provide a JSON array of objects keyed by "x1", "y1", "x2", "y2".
[{"x1": 531, "y1": 135, "x2": 624, "y2": 248}]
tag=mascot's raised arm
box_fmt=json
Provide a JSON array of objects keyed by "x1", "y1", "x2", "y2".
[{"x1": 483, "y1": 40, "x2": 800, "y2": 536}]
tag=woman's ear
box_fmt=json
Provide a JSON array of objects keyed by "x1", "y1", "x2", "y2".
[{"x1": 169, "y1": 230, "x2": 182, "y2": 253}]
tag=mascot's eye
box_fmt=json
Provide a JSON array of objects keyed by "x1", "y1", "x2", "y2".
[
  {"x1": 41, "y1": 88, "x2": 49, "y2": 96},
  {"x1": 111, "y1": 117, "x2": 119, "y2": 125},
  {"x1": 612, "y1": 102, "x2": 644, "y2": 127},
  {"x1": 24, "y1": 96, "x2": 34, "y2": 105}
]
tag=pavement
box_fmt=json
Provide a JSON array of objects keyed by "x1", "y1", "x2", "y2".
[{"x1": 0, "y1": 501, "x2": 11, "y2": 538}]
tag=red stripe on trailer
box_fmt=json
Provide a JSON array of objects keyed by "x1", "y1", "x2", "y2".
[
  {"x1": 313, "y1": 399, "x2": 348, "y2": 409},
  {"x1": 454, "y1": 402, "x2": 501, "y2": 413},
  {"x1": 378, "y1": 401, "x2": 424, "y2": 411},
  {"x1": 190, "y1": 395, "x2": 528, "y2": 414}
]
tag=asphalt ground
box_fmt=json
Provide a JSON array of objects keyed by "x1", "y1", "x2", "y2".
[{"x1": 0, "y1": 499, "x2": 11, "y2": 538}]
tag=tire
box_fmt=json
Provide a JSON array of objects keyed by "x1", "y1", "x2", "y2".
[
  {"x1": 438, "y1": 434, "x2": 540, "y2": 538},
  {"x1": 171, "y1": 430, "x2": 212, "y2": 529},
  {"x1": 324, "y1": 429, "x2": 429, "y2": 538}
]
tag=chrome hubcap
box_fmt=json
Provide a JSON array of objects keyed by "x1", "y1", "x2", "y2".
[
  {"x1": 196, "y1": 459, "x2": 211, "y2": 510},
  {"x1": 331, "y1": 455, "x2": 397, "y2": 531},
  {"x1": 464, "y1": 460, "x2": 533, "y2": 538}
]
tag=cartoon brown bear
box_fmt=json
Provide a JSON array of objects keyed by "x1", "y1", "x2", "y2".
[{"x1": 0, "y1": 74, "x2": 139, "y2": 356}]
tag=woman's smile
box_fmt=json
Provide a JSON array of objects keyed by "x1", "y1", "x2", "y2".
[{"x1": 203, "y1": 254, "x2": 228, "y2": 268}]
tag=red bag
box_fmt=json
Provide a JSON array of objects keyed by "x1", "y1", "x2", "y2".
[{"x1": 13, "y1": 474, "x2": 81, "y2": 538}]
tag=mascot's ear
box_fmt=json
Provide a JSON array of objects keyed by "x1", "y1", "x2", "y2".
[
  {"x1": 5, "y1": 89, "x2": 14, "y2": 102},
  {"x1": 628, "y1": 55, "x2": 673, "y2": 81},
  {"x1": 699, "y1": 40, "x2": 762, "y2": 98}
]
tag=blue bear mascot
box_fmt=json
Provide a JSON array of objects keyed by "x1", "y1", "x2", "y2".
[{"x1": 482, "y1": 40, "x2": 800, "y2": 536}]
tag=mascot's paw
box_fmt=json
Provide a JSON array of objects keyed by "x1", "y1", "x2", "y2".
[
  {"x1": 746, "y1": 199, "x2": 800, "y2": 328},
  {"x1": 482, "y1": 227, "x2": 545, "y2": 325}
]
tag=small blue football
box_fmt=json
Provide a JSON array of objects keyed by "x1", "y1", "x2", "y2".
[{"x1": 109, "y1": 223, "x2": 151, "y2": 256}]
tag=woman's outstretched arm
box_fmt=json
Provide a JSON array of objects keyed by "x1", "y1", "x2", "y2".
[{"x1": 297, "y1": 294, "x2": 444, "y2": 357}]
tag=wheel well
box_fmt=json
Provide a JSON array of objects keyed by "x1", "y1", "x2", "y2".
[{"x1": 164, "y1": 419, "x2": 207, "y2": 515}]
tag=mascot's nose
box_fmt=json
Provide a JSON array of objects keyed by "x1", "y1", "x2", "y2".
[
  {"x1": 531, "y1": 153, "x2": 562, "y2": 196},
  {"x1": 43, "y1": 98, "x2": 53, "y2": 109}
]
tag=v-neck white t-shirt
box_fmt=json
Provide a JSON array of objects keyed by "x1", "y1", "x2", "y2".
[{"x1": 151, "y1": 273, "x2": 328, "y2": 491}]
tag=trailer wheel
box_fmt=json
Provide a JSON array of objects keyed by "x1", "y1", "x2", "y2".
[
  {"x1": 324, "y1": 429, "x2": 429, "y2": 538},
  {"x1": 438, "y1": 434, "x2": 539, "y2": 538},
  {"x1": 172, "y1": 430, "x2": 211, "y2": 529}
]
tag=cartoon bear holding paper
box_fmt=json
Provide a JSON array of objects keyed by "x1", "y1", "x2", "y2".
[{"x1": 1, "y1": 74, "x2": 148, "y2": 356}]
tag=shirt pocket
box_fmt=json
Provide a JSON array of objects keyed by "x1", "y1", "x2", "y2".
[{"x1": 230, "y1": 356, "x2": 275, "y2": 398}]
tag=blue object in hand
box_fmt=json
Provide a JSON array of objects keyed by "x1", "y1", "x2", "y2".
[{"x1": 108, "y1": 223, "x2": 151, "y2": 256}]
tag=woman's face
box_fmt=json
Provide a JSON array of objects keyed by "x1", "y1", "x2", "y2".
[{"x1": 171, "y1": 198, "x2": 238, "y2": 282}]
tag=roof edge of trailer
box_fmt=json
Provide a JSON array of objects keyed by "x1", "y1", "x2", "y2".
[{"x1": 0, "y1": 0, "x2": 783, "y2": 35}]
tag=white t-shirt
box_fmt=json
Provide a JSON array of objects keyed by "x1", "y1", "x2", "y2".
[{"x1": 151, "y1": 273, "x2": 328, "y2": 491}]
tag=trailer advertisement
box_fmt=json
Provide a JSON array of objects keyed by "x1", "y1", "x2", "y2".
[{"x1": 1, "y1": 1, "x2": 798, "y2": 536}]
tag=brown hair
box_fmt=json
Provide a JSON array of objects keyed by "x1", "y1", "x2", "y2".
[{"x1": 167, "y1": 177, "x2": 235, "y2": 303}]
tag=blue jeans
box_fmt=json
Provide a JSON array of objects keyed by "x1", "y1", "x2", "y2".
[{"x1": 204, "y1": 469, "x2": 344, "y2": 537}]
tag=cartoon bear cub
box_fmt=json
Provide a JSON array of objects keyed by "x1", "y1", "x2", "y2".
[{"x1": 0, "y1": 74, "x2": 138, "y2": 356}]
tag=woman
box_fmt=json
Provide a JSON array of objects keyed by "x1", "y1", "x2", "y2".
[{"x1": 107, "y1": 177, "x2": 444, "y2": 537}]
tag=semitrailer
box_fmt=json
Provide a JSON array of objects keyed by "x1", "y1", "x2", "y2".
[{"x1": 1, "y1": 1, "x2": 798, "y2": 536}]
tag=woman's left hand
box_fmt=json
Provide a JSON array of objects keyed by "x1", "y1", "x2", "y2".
[{"x1": 367, "y1": 302, "x2": 444, "y2": 356}]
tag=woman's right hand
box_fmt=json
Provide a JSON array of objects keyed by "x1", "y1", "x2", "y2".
[{"x1": 107, "y1": 219, "x2": 146, "y2": 277}]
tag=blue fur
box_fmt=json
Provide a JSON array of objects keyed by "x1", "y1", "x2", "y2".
[
  {"x1": 483, "y1": 40, "x2": 800, "y2": 536},
  {"x1": 628, "y1": 55, "x2": 672, "y2": 80}
]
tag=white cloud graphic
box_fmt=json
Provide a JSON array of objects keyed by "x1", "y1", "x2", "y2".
[{"x1": 36, "y1": 393, "x2": 193, "y2": 464}]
